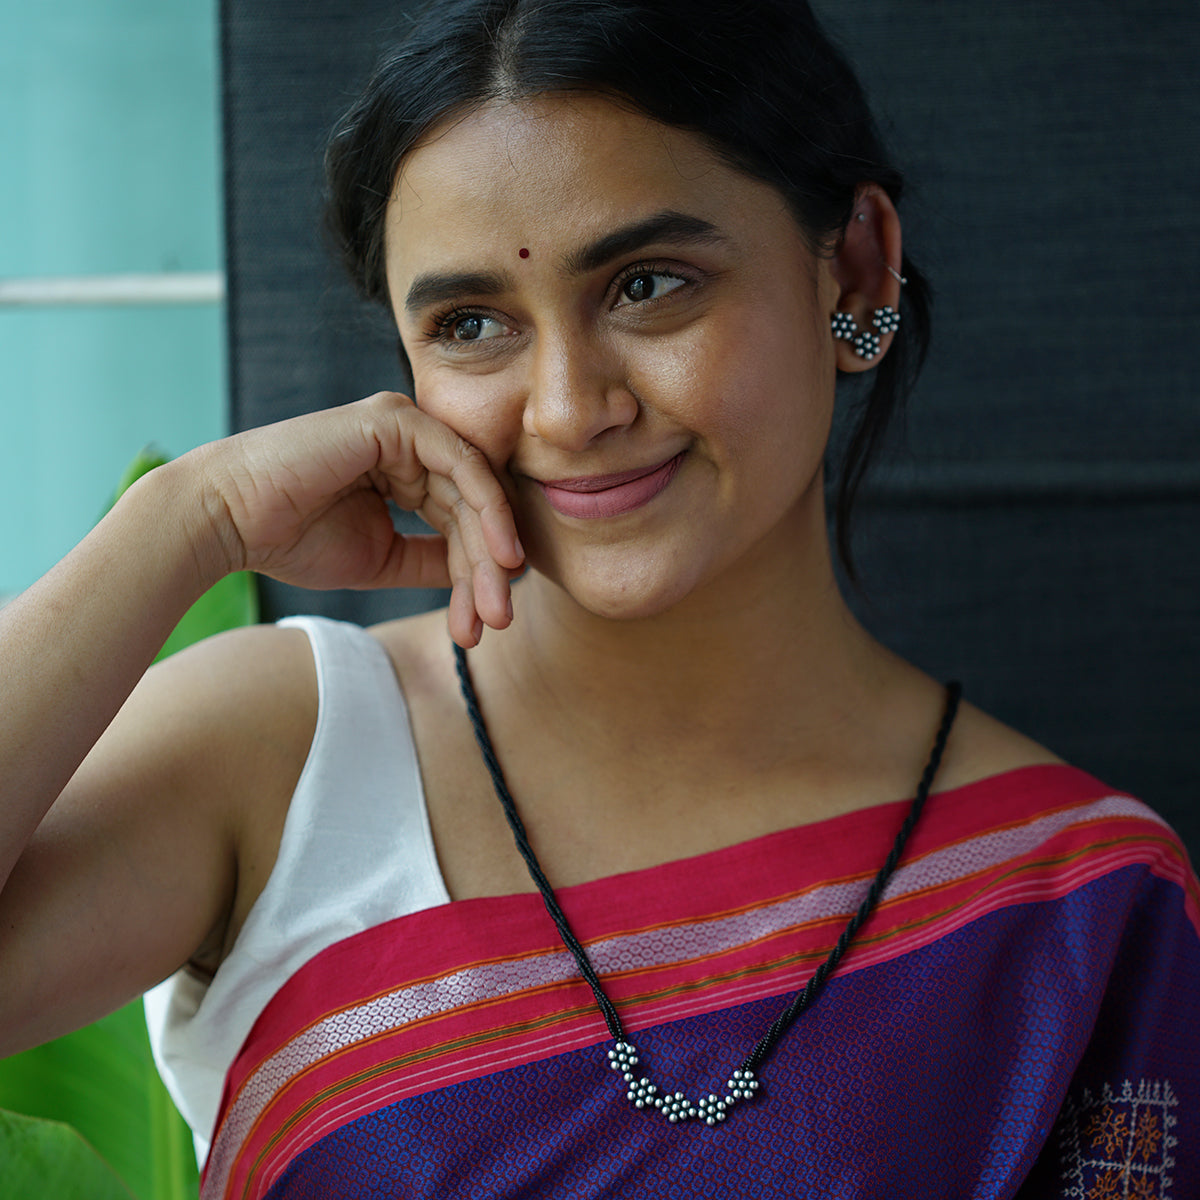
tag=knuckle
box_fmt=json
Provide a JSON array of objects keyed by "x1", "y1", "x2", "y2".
[
  {"x1": 449, "y1": 495, "x2": 474, "y2": 523},
  {"x1": 361, "y1": 389, "x2": 412, "y2": 411},
  {"x1": 446, "y1": 549, "x2": 473, "y2": 588},
  {"x1": 451, "y1": 438, "x2": 489, "y2": 474}
]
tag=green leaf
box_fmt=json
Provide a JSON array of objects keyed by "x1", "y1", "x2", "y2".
[
  {"x1": 0, "y1": 1107, "x2": 136, "y2": 1200},
  {"x1": 0, "y1": 1005, "x2": 199, "y2": 1200}
]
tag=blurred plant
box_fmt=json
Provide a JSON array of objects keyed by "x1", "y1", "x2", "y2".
[
  {"x1": 0, "y1": 1109, "x2": 134, "y2": 1199},
  {"x1": 0, "y1": 446, "x2": 258, "y2": 1199}
]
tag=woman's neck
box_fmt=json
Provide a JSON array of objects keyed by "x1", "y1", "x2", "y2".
[
  {"x1": 425, "y1": 502, "x2": 966, "y2": 875},
  {"x1": 472, "y1": 512, "x2": 902, "y2": 767}
]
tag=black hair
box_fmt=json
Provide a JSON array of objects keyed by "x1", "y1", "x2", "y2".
[{"x1": 324, "y1": 0, "x2": 931, "y2": 576}]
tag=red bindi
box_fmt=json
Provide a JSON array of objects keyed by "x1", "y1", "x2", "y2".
[{"x1": 518, "y1": 247, "x2": 530, "y2": 259}]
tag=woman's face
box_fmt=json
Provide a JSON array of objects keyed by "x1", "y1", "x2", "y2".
[{"x1": 384, "y1": 93, "x2": 842, "y2": 620}]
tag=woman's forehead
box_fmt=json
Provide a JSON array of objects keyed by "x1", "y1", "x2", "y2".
[
  {"x1": 395, "y1": 93, "x2": 718, "y2": 193},
  {"x1": 384, "y1": 93, "x2": 779, "y2": 276}
]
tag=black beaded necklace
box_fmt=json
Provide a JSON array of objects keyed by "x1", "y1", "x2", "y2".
[{"x1": 454, "y1": 642, "x2": 962, "y2": 1127}]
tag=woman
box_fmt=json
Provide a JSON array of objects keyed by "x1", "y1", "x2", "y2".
[{"x1": 1, "y1": 0, "x2": 1196, "y2": 1195}]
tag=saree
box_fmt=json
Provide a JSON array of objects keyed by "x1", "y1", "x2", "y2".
[{"x1": 199, "y1": 764, "x2": 1199, "y2": 1199}]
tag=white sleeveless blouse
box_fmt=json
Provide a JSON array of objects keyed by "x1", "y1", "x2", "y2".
[{"x1": 143, "y1": 616, "x2": 450, "y2": 1161}]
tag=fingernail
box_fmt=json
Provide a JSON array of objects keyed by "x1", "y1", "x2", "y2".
[
  {"x1": 472, "y1": 616, "x2": 484, "y2": 644},
  {"x1": 511, "y1": 534, "x2": 525, "y2": 563},
  {"x1": 505, "y1": 595, "x2": 514, "y2": 622}
]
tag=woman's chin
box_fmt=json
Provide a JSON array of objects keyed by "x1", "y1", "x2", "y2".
[{"x1": 522, "y1": 548, "x2": 707, "y2": 625}]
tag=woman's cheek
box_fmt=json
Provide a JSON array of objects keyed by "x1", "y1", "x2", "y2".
[
  {"x1": 617, "y1": 324, "x2": 718, "y2": 425},
  {"x1": 416, "y1": 372, "x2": 520, "y2": 465}
]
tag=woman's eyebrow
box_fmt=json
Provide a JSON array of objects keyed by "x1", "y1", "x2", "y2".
[
  {"x1": 402, "y1": 212, "x2": 724, "y2": 315},
  {"x1": 404, "y1": 269, "x2": 513, "y2": 316},
  {"x1": 563, "y1": 210, "x2": 727, "y2": 275}
]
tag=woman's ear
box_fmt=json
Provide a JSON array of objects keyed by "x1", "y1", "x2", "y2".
[{"x1": 828, "y1": 185, "x2": 903, "y2": 374}]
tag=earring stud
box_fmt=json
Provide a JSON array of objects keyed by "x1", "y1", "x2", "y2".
[
  {"x1": 830, "y1": 311, "x2": 857, "y2": 341},
  {"x1": 872, "y1": 306, "x2": 901, "y2": 334},
  {"x1": 853, "y1": 330, "x2": 882, "y2": 359}
]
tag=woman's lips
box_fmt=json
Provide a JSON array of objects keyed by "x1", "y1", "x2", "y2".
[{"x1": 536, "y1": 452, "x2": 685, "y2": 519}]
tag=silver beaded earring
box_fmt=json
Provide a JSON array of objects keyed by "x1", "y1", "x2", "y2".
[
  {"x1": 853, "y1": 329, "x2": 882, "y2": 359},
  {"x1": 829, "y1": 305, "x2": 902, "y2": 361},
  {"x1": 872, "y1": 306, "x2": 901, "y2": 335},
  {"x1": 830, "y1": 311, "x2": 857, "y2": 341}
]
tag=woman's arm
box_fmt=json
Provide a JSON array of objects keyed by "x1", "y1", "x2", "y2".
[{"x1": 0, "y1": 392, "x2": 522, "y2": 1054}]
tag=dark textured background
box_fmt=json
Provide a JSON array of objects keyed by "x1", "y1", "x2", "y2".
[{"x1": 220, "y1": 0, "x2": 1199, "y2": 856}]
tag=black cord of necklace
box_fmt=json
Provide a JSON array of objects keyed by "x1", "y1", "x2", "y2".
[
  {"x1": 454, "y1": 644, "x2": 628, "y2": 1040},
  {"x1": 455, "y1": 643, "x2": 961, "y2": 1073},
  {"x1": 741, "y1": 678, "x2": 961, "y2": 1073}
]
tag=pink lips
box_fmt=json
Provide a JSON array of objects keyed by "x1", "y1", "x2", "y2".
[{"x1": 536, "y1": 452, "x2": 684, "y2": 519}]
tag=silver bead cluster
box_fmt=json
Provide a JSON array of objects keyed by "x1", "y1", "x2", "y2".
[
  {"x1": 872, "y1": 305, "x2": 901, "y2": 334},
  {"x1": 627, "y1": 1075, "x2": 659, "y2": 1108},
  {"x1": 830, "y1": 311, "x2": 857, "y2": 340},
  {"x1": 606, "y1": 1040, "x2": 761, "y2": 1127},
  {"x1": 830, "y1": 305, "x2": 901, "y2": 360},
  {"x1": 853, "y1": 330, "x2": 881, "y2": 359}
]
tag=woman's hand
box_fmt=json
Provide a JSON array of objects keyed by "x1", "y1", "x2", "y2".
[{"x1": 190, "y1": 392, "x2": 523, "y2": 646}]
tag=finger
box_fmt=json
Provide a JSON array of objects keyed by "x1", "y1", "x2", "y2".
[
  {"x1": 416, "y1": 429, "x2": 518, "y2": 565},
  {"x1": 449, "y1": 590, "x2": 484, "y2": 649},
  {"x1": 442, "y1": 530, "x2": 484, "y2": 648},
  {"x1": 360, "y1": 395, "x2": 519, "y2": 630},
  {"x1": 423, "y1": 477, "x2": 514, "y2": 632},
  {"x1": 455, "y1": 477, "x2": 523, "y2": 573},
  {"x1": 480, "y1": 503, "x2": 524, "y2": 572},
  {"x1": 368, "y1": 534, "x2": 453, "y2": 592},
  {"x1": 442, "y1": 502, "x2": 516, "y2": 639}
]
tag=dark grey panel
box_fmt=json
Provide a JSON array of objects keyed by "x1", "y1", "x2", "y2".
[
  {"x1": 846, "y1": 499, "x2": 1200, "y2": 851},
  {"x1": 817, "y1": 1, "x2": 1200, "y2": 465},
  {"x1": 223, "y1": 1, "x2": 433, "y2": 620},
  {"x1": 222, "y1": 3, "x2": 413, "y2": 427}
]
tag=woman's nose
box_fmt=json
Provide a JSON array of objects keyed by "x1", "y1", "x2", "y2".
[{"x1": 522, "y1": 334, "x2": 639, "y2": 449}]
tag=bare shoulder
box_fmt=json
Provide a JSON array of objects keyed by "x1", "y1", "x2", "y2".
[
  {"x1": 367, "y1": 607, "x2": 456, "y2": 708},
  {"x1": 934, "y1": 695, "x2": 1066, "y2": 794},
  {"x1": 137, "y1": 621, "x2": 318, "y2": 744},
  {"x1": 90, "y1": 622, "x2": 319, "y2": 817},
  {"x1": 82, "y1": 621, "x2": 321, "y2": 911}
]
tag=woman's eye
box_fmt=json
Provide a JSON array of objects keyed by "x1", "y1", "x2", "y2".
[
  {"x1": 442, "y1": 313, "x2": 507, "y2": 342},
  {"x1": 616, "y1": 272, "x2": 686, "y2": 306}
]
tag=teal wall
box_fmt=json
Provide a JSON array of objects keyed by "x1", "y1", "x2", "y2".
[{"x1": 0, "y1": 0, "x2": 224, "y2": 596}]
